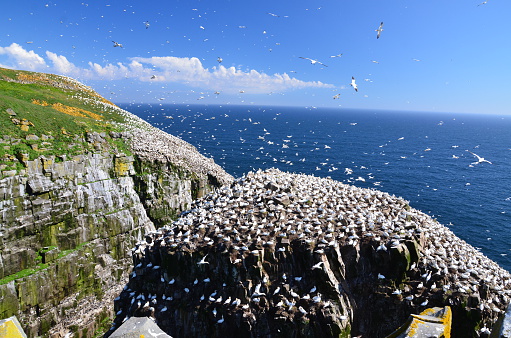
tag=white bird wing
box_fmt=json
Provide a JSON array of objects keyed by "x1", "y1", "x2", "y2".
[{"x1": 468, "y1": 151, "x2": 483, "y2": 161}]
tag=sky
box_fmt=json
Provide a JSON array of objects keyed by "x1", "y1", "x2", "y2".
[{"x1": 0, "y1": 0, "x2": 510, "y2": 115}]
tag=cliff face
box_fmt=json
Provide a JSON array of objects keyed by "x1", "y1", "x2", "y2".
[
  {"x1": 110, "y1": 169, "x2": 511, "y2": 338},
  {"x1": 0, "y1": 68, "x2": 233, "y2": 337}
]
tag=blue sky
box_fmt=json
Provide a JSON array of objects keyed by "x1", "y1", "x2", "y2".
[{"x1": 1, "y1": 0, "x2": 509, "y2": 114}]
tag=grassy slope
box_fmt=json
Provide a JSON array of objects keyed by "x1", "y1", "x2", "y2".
[{"x1": 0, "y1": 67, "x2": 139, "y2": 172}]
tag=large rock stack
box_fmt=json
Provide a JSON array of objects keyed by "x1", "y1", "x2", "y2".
[{"x1": 110, "y1": 168, "x2": 511, "y2": 337}]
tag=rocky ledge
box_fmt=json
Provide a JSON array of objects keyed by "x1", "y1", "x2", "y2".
[{"x1": 109, "y1": 168, "x2": 510, "y2": 338}]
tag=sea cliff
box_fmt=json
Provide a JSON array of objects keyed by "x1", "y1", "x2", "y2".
[{"x1": 0, "y1": 67, "x2": 232, "y2": 337}]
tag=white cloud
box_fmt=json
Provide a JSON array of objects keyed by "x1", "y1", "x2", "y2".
[
  {"x1": 0, "y1": 43, "x2": 47, "y2": 70},
  {"x1": 46, "y1": 51, "x2": 81, "y2": 76},
  {"x1": 0, "y1": 43, "x2": 334, "y2": 93},
  {"x1": 129, "y1": 56, "x2": 334, "y2": 93}
]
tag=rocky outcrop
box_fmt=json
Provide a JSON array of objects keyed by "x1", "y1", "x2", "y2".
[
  {"x1": 0, "y1": 133, "x2": 232, "y2": 337},
  {"x1": 109, "y1": 169, "x2": 511, "y2": 338}
]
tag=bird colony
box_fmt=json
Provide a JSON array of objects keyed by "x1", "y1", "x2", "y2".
[{"x1": 110, "y1": 168, "x2": 511, "y2": 337}]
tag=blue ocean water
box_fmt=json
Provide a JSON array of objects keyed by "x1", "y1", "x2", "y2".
[{"x1": 119, "y1": 103, "x2": 511, "y2": 271}]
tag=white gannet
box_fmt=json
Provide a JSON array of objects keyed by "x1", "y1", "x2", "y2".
[
  {"x1": 350, "y1": 77, "x2": 358, "y2": 92},
  {"x1": 376, "y1": 22, "x2": 384, "y2": 39},
  {"x1": 311, "y1": 261, "x2": 324, "y2": 270},
  {"x1": 197, "y1": 254, "x2": 209, "y2": 265},
  {"x1": 252, "y1": 283, "x2": 266, "y2": 297},
  {"x1": 267, "y1": 12, "x2": 288, "y2": 18},
  {"x1": 467, "y1": 151, "x2": 492, "y2": 165},
  {"x1": 299, "y1": 57, "x2": 328, "y2": 67},
  {"x1": 112, "y1": 41, "x2": 123, "y2": 48}
]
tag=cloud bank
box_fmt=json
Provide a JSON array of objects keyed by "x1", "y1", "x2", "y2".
[{"x1": 0, "y1": 43, "x2": 334, "y2": 94}]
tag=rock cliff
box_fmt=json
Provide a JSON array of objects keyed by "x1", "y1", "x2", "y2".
[
  {"x1": 0, "y1": 67, "x2": 232, "y2": 337},
  {"x1": 109, "y1": 169, "x2": 511, "y2": 338}
]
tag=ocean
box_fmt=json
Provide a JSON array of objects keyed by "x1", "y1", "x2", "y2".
[{"x1": 119, "y1": 103, "x2": 511, "y2": 272}]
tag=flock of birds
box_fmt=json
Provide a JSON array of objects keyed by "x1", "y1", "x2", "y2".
[
  {"x1": 111, "y1": 168, "x2": 510, "y2": 336},
  {"x1": 144, "y1": 107, "x2": 494, "y2": 192},
  {"x1": 101, "y1": 1, "x2": 494, "y2": 104},
  {"x1": 108, "y1": 15, "x2": 387, "y2": 99}
]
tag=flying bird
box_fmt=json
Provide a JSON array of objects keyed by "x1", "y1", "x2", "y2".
[
  {"x1": 333, "y1": 94, "x2": 341, "y2": 99},
  {"x1": 197, "y1": 254, "x2": 209, "y2": 265},
  {"x1": 299, "y1": 57, "x2": 328, "y2": 67},
  {"x1": 112, "y1": 41, "x2": 123, "y2": 48},
  {"x1": 217, "y1": 57, "x2": 223, "y2": 63},
  {"x1": 350, "y1": 77, "x2": 358, "y2": 92},
  {"x1": 311, "y1": 261, "x2": 324, "y2": 270},
  {"x1": 144, "y1": 21, "x2": 150, "y2": 29},
  {"x1": 477, "y1": 0, "x2": 489, "y2": 6},
  {"x1": 330, "y1": 53, "x2": 343, "y2": 58},
  {"x1": 376, "y1": 22, "x2": 384, "y2": 39},
  {"x1": 467, "y1": 151, "x2": 492, "y2": 165},
  {"x1": 267, "y1": 12, "x2": 288, "y2": 18}
]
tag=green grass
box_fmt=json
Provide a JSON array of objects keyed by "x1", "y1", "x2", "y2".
[
  {"x1": 0, "y1": 242, "x2": 89, "y2": 286},
  {"x1": 0, "y1": 263, "x2": 50, "y2": 286},
  {"x1": 0, "y1": 67, "x2": 136, "y2": 170}
]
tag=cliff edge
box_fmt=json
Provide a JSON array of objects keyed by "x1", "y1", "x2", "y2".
[{"x1": 0, "y1": 67, "x2": 232, "y2": 337}]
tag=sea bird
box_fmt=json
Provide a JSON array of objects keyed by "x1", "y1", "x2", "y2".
[
  {"x1": 299, "y1": 57, "x2": 328, "y2": 67},
  {"x1": 376, "y1": 22, "x2": 384, "y2": 39},
  {"x1": 311, "y1": 261, "x2": 324, "y2": 270},
  {"x1": 112, "y1": 41, "x2": 123, "y2": 48},
  {"x1": 467, "y1": 151, "x2": 492, "y2": 165},
  {"x1": 350, "y1": 77, "x2": 358, "y2": 92},
  {"x1": 197, "y1": 254, "x2": 209, "y2": 265}
]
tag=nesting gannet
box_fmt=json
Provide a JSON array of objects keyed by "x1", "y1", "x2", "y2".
[
  {"x1": 252, "y1": 283, "x2": 266, "y2": 297},
  {"x1": 376, "y1": 22, "x2": 384, "y2": 39},
  {"x1": 350, "y1": 77, "x2": 358, "y2": 92},
  {"x1": 467, "y1": 151, "x2": 492, "y2": 165},
  {"x1": 299, "y1": 57, "x2": 328, "y2": 67}
]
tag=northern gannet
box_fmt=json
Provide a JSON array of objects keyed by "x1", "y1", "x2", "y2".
[{"x1": 376, "y1": 22, "x2": 384, "y2": 39}]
